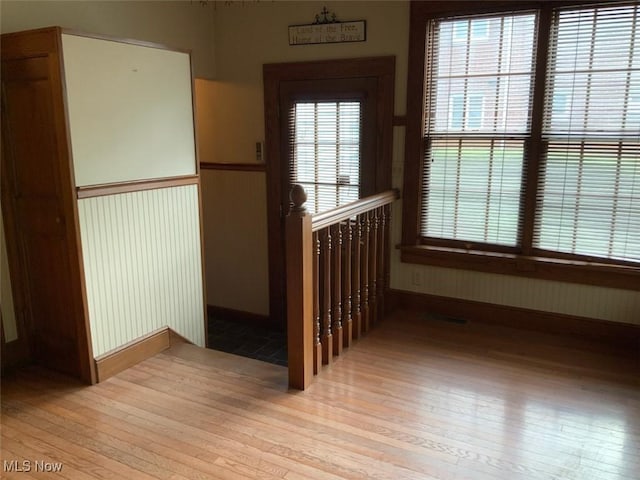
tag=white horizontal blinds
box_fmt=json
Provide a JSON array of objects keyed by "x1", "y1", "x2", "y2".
[
  {"x1": 290, "y1": 101, "x2": 361, "y2": 215},
  {"x1": 422, "y1": 12, "x2": 538, "y2": 246},
  {"x1": 535, "y1": 4, "x2": 640, "y2": 262}
]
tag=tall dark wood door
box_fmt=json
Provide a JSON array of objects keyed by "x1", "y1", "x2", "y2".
[
  {"x1": 1, "y1": 46, "x2": 94, "y2": 382},
  {"x1": 264, "y1": 57, "x2": 395, "y2": 326}
]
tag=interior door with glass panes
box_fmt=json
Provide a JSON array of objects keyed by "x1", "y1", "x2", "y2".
[
  {"x1": 279, "y1": 78, "x2": 378, "y2": 216},
  {"x1": 290, "y1": 100, "x2": 361, "y2": 213},
  {"x1": 265, "y1": 70, "x2": 392, "y2": 326}
]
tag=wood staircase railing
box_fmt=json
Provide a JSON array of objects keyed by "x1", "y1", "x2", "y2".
[{"x1": 286, "y1": 184, "x2": 399, "y2": 389}]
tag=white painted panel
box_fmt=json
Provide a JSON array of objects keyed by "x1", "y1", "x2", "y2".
[
  {"x1": 78, "y1": 185, "x2": 205, "y2": 356},
  {"x1": 62, "y1": 34, "x2": 196, "y2": 186}
]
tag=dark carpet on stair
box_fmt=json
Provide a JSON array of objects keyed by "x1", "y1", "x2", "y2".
[{"x1": 207, "y1": 315, "x2": 288, "y2": 367}]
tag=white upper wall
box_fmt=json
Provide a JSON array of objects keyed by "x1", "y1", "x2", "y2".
[
  {"x1": 212, "y1": 1, "x2": 409, "y2": 163},
  {"x1": 1, "y1": 1, "x2": 215, "y2": 185},
  {"x1": 0, "y1": 0, "x2": 216, "y2": 78}
]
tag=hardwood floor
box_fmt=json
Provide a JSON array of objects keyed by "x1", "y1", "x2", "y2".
[{"x1": 2, "y1": 310, "x2": 639, "y2": 479}]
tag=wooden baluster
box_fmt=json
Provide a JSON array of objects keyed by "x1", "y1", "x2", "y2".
[
  {"x1": 376, "y1": 206, "x2": 386, "y2": 323},
  {"x1": 351, "y1": 218, "x2": 362, "y2": 340},
  {"x1": 313, "y1": 231, "x2": 322, "y2": 374},
  {"x1": 383, "y1": 204, "x2": 391, "y2": 317},
  {"x1": 360, "y1": 212, "x2": 370, "y2": 333},
  {"x1": 331, "y1": 223, "x2": 343, "y2": 356},
  {"x1": 320, "y1": 228, "x2": 333, "y2": 364},
  {"x1": 369, "y1": 208, "x2": 378, "y2": 326},
  {"x1": 285, "y1": 185, "x2": 314, "y2": 389},
  {"x1": 342, "y1": 221, "x2": 353, "y2": 348}
]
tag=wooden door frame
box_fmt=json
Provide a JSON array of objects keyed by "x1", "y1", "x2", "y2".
[
  {"x1": 1, "y1": 120, "x2": 31, "y2": 372},
  {"x1": 1, "y1": 167, "x2": 31, "y2": 372},
  {"x1": 263, "y1": 56, "x2": 395, "y2": 326},
  {"x1": 1, "y1": 27, "x2": 96, "y2": 383}
]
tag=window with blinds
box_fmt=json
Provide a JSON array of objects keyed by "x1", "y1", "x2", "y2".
[
  {"x1": 534, "y1": 4, "x2": 640, "y2": 263},
  {"x1": 290, "y1": 101, "x2": 361, "y2": 214},
  {"x1": 404, "y1": 1, "x2": 640, "y2": 285},
  {"x1": 422, "y1": 12, "x2": 538, "y2": 246}
]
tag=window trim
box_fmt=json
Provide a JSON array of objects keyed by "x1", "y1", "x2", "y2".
[{"x1": 401, "y1": 0, "x2": 640, "y2": 290}]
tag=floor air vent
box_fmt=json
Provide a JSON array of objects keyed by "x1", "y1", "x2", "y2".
[{"x1": 424, "y1": 313, "x2": 468, "y2": 325}]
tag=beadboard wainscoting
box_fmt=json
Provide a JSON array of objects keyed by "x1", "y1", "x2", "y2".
[
  {"x1": 78, "y1": 185, "x2": 205, "y2": 357},
  {"x1": 390, "y1": 263, "x2": 640, "y2": 326}
]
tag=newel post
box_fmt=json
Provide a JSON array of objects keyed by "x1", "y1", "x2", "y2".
[{"x1": 286, "y1": 184, "x2": 314, "y2": 390}]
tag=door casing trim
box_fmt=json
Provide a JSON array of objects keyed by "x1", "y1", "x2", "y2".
[{"x1": 263, "y1": 56, "x2": 395, "y2": 326}]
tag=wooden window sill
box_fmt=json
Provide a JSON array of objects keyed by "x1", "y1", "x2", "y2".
[{"x1": 400, "y1": 245, "x2": 640, "y2": 291}]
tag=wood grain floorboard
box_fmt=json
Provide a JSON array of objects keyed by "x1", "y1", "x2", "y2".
[{"x1": 2, "y1": 310, "x2": 638, "y2": 479}]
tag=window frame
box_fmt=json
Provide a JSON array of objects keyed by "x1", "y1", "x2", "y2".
[{"x1": 401, "y1": 0, "x2": 640, "y2": 291}]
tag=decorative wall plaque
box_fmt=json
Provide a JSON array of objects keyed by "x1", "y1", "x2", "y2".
[{"x1": 289, "y1": 7, "x2": 366, "y2": 46}]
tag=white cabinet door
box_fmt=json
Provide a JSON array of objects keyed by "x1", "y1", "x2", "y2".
[{"x1": 62, "y1": 34, "x2": 196, "y2": 186}]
